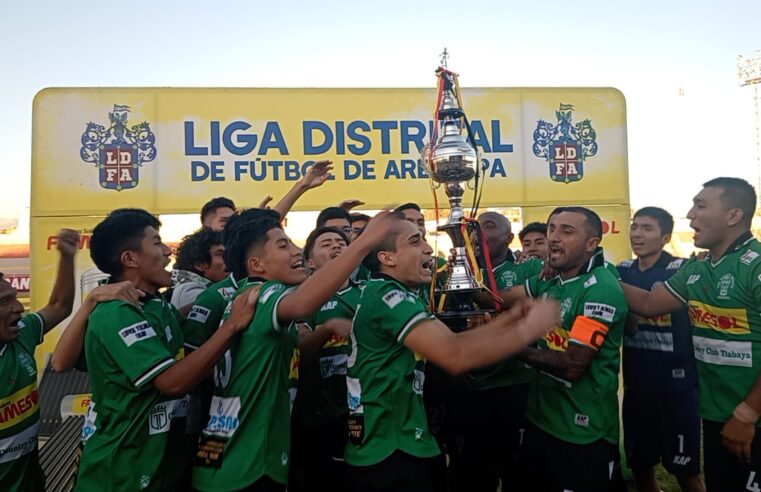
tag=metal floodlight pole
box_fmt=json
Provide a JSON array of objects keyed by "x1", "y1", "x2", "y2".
[{"x1": 738, "y1": 50, "x2": 761, "y2": 209}]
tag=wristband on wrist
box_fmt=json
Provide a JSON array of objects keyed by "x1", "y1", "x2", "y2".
[{"x1": 733, "y1": 401, "x2": 760, "y2": 424}]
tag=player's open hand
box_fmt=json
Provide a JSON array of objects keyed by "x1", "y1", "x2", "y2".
[
  {"x1": 301, "y1": 160, "x2": 333, "y2": 189},
  {"x1": 89, "y1": 281, "x2": 143, "y2": 306},
  {"x1": 516, "y1": 298, "x2": 560, "y2": 345},
  {"x1": 227, "y1": 285, "x2": 262, "y2": 333},
  {"x1": 353, "y1": 208, "x2": 400, "y2": 248}
]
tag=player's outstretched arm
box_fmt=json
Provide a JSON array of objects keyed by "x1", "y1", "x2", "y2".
[
  {"x1": 152, "y1": 285, "x2": 260, "y2": 396},
  {"x1": 622, "y1": 282, "x2": 683, "y2": 318},
  {"x1": 403, "y1": 298, "x2": 558, "y2": 375},
  {"x1": 51, "y1": 281, "x2": 142, "y2": 372},
  {"x1": 271, "y1": 160, "x2": 333, "y2": 219},
  {"x1": 277, "y1": 210, "x2": 399, "y2": 323}
]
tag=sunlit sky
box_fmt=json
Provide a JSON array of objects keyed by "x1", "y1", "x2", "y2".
[{"x1": 1, "y1": 0, "x2": 760, "y2": 243}]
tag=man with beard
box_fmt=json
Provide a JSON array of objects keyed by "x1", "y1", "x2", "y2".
[
  {"x1": 512, "y1": 207, "x2": 628, "y2": 491},
  {"x1": 622, "y1": 178, "x2": 761, "y2": 491}
]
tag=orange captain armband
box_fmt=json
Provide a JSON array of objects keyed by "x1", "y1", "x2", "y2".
[{"x1": 569, "y1": 316, "x2": 610, "y2": 350}]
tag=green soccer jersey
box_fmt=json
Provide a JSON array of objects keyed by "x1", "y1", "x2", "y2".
[
  {"x1": 192, "y1": 280, "x2": 299, "y2": 490},
  {"x1": 299, "y1": 282, "x2": 362, "y2": 427},
  {"x1": 76, "y1": 297, "x2": 184, "y2": 492},
  {"x1": 524, "y1": 248, "x2": 627, "y2": 445},
  {"x1": 471, "y1": 258, "x2": 543, "y2": 390},
  {"x1": 0, "y1": 313, "x2": 45, "y2": 492},
  {"x1": 663, "y1": 233, "x2": 761, "y2": 424},
  {"x1": 345, "y1": 274, "x2": 441, "y2": 466},
  {"x1": 183, "y1": 273, "x2": 242, "y2": 348}
]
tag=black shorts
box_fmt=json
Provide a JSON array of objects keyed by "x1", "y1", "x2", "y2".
[
  {"x1": 346, "y1": 450, "x2": 436, "y2": 492},
  {"x1": 448, "y1": 383, "x2": 529, "y2": 492},
  {"x1": 520, "y1": 423, "x2": 624, "y2": 492},
  {"x1": 703, "y1": 419, "x2": 761, "y2": 491},
  {"x1": 622, "y1": 387, "x2": 701, "y2": 476}
]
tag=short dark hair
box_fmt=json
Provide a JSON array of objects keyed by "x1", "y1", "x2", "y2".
[
  {"x1": 549, "y1": 206, "x2": 603, "y2": 239},
  {"x1": 303, "y1": 226, "x2": 350, "y2": 261},
  {"x1": 201, "y1": 197, "x2": 236, "y2": 223},
  {"x1": 90, "y1": 209, "x2": 162, "y2": 278},
  {"x1": 633, "y1": 207, "x2": 674, "y2": 236},
  {"x1": 224, "y1": 209, "x2": 282, "y2": 280},
  {"x1": 174, "y1": 227, "x2": 224, "y2": 275},
  {"x1": 362, "y1": 211, "x2": 407, "y2": 273},
  {"x1": 703, "y1": 177, "x2": 757, "y2": 226},
  {"x1": 350, "y1": 213, "x2": 371, "y2": 224},
  {"x1": 397, "y1": 203, "x2": 421, "y2": 213},
  {"x1": 519, "y1": 222, "x2": 547, "y2": 242},
  {"x1": 316, "y1": 207, "x2": 352, "y2": 228}
]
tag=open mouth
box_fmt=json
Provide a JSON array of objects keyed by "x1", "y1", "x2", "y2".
[
  {"x1": 329, "y1": 249, "x2": 342, "y2": 260},
  {"x1": 422, "y1": 258, "x2": 434, "y2": 273},
  {"x1": 9, "y1": 316, "x2": 21, "y2": 328},
  {"x1": 291, "y1": 259, "x2": 305, "y2": 271}
]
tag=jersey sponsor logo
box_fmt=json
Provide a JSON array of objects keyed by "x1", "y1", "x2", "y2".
[
  {"x1": 618, "y1": 259, "x2": 635, "y2": 268},
  {"x1": 323, "y1": 333, "x2": 349, "y2": 349},
  {"x1": 673, "y1": 455, "x2": 692, "y2": 466},
  {"x1": 412, "y1": 369, "x2": 425, "y2": 396},
  {"x1": 624, "y1": 329, "x2": 674, "y2": 352},
  {"x1": 638, "y1": 313, "x2": 672, "y2": 327},
  {"x1": 532, "y1": 103, "x2": 597, "y2": 183},
  {"x1": 686, "y1": 275, "x2": 701, "y2": 285},
  {"x1": 687, "y1": 302, "x2": 750, "y2": 335},
  {"x1": 693, "y1": 336, "x2": 752, "y2": 368},
  {"x1": 672, "y1": 368, "x2": 686, "y2": 379},
  {"x1": 188, "y1": 305, "x2": 211, "y2": 324},
  {"x1": 346, "y1": 377, "x2": 363, "y2": 412},
  {"x1": 544, "y1": 328, "x2": 569, "y2": 351},
  {"x1": 574, "y1": 413, "x2": 590, "y2": 427},
  {"x1": 583, "y1": 276, "x2": 597, "y2": 288},
  {"x1": 666, "y1": 259, "x2": 685, "y2": 270},
  {"x1": 583, "y1": 302, "x2": 616, "y2": 322},
  {"x1": 320, "y1": 353, "x2": 348, "y2": 379},
  {"x1": 382, "y1": 289, "x2": 405, "y2": 309},
  {"x1": 205, "y1": 396, "x2": 241, "y2": 438},
  {"x1": 741, "y1": 250, "x2": 759, "y2": 265},
  {"x1": 148, "y1": 398, "x2": 188, "y2": 435},
  {"x1": 0, "y1": 421, "x2": 39, "y2": 464},
  {"x1": 118, "y1": 321, "x2": 157, "y2": 347},
  {"x1": 320, "y1": 300, "x2": 338, "y2": 312},
  {"x1": 717, "y1": 273, "x2": 735, "y2": 299},
  {"x1": 79, "y1": 105, "x2": 157, "y2": 191},
  {"x1": 0, "y1": 383, "x2": 39, "y2": 431}
]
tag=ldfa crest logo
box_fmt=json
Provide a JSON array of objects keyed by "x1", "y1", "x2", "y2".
[
  {"x1": 532, "y1": 104, "x2": 597, "y2": 183},
  {"x1": 79, "y1": 105, "x2": 157, "y2": 191}
]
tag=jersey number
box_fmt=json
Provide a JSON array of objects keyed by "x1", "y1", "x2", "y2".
[{"x1": 214, "y1": 350, "x2": 233, "y2": 389}]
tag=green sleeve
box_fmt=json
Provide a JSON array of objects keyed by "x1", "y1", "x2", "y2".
[
  {"x1": 524, "y1": 274, "x2": 541, "y2": 299},
  {"x1": 90, "y1": 303, "x2": 175, "y2": 389},
  {"x1": 16, "y1": 312, "x2": 44, "y2": 354},
  {"x1": 663, "y1": 258, "x2": 697, "y2": 304},
  {"x1": 373, "y1": 286, "x2": 434, "y2": 343},
  {"x1": 258, "y1": 282, "x2": 297, "y2": 334}
]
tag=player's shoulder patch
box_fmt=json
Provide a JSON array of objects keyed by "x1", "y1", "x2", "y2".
[
  {"x1": 217, "y1": 286, "x2": 236, "y2": 301},
  {"x1": 583, "y1": 275, "x2": 598, "y2": 288},
  {"x1": 740, "y1": 250, "x2": 760, "y2": 266},
  {"x1": 118, "y1": 320, "x2": 157, "y2": 347},
  {"x1": 617, "y1": 259, "x2": 635, "y2": 268},
  {"x1": 188, "y1": 305, "x2": 211, "y2": 324},
  {"x1": 382, "y1": 289, "x2": 405, "y2": 309},
  {"x1": 666, "y1": 258, "x2": 686, "y2": 270}
]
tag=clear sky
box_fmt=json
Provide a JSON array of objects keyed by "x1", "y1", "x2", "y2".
[{"x1": 1, "y1": 0, "x2": 760, "y2": 240}]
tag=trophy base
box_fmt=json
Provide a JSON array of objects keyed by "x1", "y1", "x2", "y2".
[{"x1": 435, "y1": 309, "x2": 494, "y2": 333}]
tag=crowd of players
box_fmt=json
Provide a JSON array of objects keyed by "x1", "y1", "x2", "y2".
[{"x1": 2, "y1": 164, "x2": 761, "y2": 491}]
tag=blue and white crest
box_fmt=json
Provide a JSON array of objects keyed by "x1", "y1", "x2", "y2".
[
  {"x1": 79, "y1": 105, "x2": 157, "y2": 191},
  {"x1": 532, "y1": 104, "x2": 597, "y2": 183}
]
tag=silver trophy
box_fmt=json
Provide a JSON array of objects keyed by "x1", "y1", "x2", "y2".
[{"x1": 421, "y1": 66, "x2": 487, "y2": 328}]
